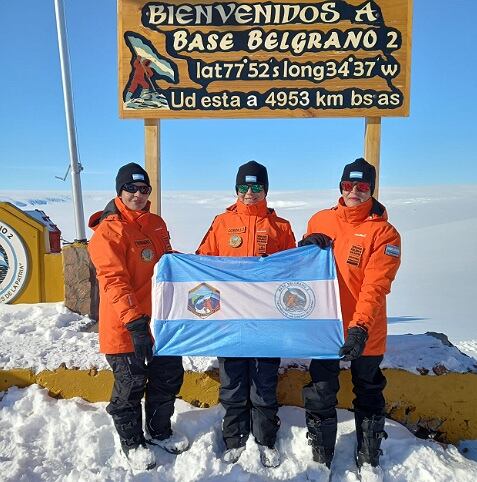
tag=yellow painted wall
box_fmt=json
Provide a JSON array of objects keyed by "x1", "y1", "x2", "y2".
[
  {"x1": 43, "y1": 253, "x2": 64, "y2": 302},
  {"x1": 1, "y1": 367, "x2": 476, "y2": 444},
  {"x1": 0, "y1": 202, "x2": 64, "y2": 303}
]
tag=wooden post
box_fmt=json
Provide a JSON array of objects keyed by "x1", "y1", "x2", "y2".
[
  {"x1": 364, "y1": 117, "x2": 382, "y2": 198},
  {"x1": 144, "y1": 119, "x2": 161, "y2": 215}
]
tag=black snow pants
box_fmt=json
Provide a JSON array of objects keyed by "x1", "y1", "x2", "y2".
[
  {"x1": 218, "y1": 357, "x2": 281, "y2": 449},
  {"x1": 106, "y1": 353, "x2": 184, "y2": 446},
  {"x1": 303, "y1": 356, "x2": 386, "y2": 434}
]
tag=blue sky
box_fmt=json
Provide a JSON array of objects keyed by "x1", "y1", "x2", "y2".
[{"x1": 1, "y1": 1, "x2": 476, "y2": 191}]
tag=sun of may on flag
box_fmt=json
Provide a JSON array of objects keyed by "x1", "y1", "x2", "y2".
[{"x1": 151, "y1": 245, "x2": 344, "y2": 358}]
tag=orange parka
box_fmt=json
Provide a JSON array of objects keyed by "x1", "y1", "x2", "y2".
[
  {"x1": 304, "y1": 197, "x2": 401, "y2": 356},
  {"x1": 88, "y1": 197, "x2": 172, "y2": 354},
  {"x1": 197, "y1": 199, "x2": 296, "y2": 256}
]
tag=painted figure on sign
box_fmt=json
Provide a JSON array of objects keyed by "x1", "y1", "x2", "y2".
[
  {"x1": 123, "y1": 32, "x2": 178, "y2": 110},
  {"x1": 299, "y1": 158, "x2": 401, "y2": 475},
  {"x1": 124, "y1": 56, "x2": 154, "y2": 102}
]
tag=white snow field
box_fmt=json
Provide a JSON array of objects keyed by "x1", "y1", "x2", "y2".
[
  {"x1": 1, "y1": 186, "x2": 477, "y2": 480},
  {"x1": 0, "y1": 385, "x2": 476, "y2": 481}
]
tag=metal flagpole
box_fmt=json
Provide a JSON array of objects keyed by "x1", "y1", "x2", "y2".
[{"x1": 53, "y1": 0, "x2": 87, "y2": 242}]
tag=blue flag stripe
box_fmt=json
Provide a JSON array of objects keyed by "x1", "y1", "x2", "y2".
[
  {"x1": 154, "y1": 246, "x2": 336, "y2": 283},
  {"x1": 153, "y1": 319, "x2": 343, "y2": 359}
]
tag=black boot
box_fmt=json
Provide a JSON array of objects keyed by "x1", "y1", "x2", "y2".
[
  {"x1": 355, "y1": 412, "x2": 388, "y2": 468},
  {"x1": 121, "y1": 434, "x2": 156, "y2": 471},
  {"x1": 306, "y1": 415, "x2": 337, "y2": 468}
]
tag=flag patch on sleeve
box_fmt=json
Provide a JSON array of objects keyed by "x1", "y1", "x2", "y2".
[{"x1": 385, "y1": 245, "x2": 400, "y2": 257}]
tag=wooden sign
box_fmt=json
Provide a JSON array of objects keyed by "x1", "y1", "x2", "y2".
[{"x1": 118, "y1": 0, "x2": 412, "y2": 118}]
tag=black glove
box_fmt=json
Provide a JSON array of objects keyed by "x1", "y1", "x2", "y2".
[
  {"x1": 298, "y1": 233, "x2": 332, "y2": 248},
  {"x1": 339, "y1": 326, "x2": 368, "y2": 361},
  {"x1": 126, "y1": 316, "x2": 153, "y2": 363}
]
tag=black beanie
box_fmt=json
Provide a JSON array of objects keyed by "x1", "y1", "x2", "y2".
[
  {"x1": 235, "y1": 161, "x2": 269, "y2": 194},
  {"x1": 340, "y1": 158, "x2": 376, "y2": 195},
  {"x1": 115, "y1": 163, "x2": 150, "y2": 195}
]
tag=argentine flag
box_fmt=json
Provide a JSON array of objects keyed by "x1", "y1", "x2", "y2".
[{"x1": 151, "y1": 246, "x2": 344, "y2": 358}]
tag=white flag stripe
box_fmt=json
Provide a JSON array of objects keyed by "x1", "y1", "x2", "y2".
[{"x1": 153, "y1": 280, "x2": 341, "y2": 321}]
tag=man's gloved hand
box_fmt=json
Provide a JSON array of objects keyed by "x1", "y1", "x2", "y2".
[
  {"x1": 339, "y1": 326, "x2": 368, "y2": 361},
  {"x1": 298, "y1": 233, "x2": 332, "y2": 248},
  {"x1": 126, "y1": 316, "x2": 153, "y2": 363}
]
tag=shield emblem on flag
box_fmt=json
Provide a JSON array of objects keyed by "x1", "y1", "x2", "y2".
[{"x1": 188, "y1": 283, "x2": 221, "y2": 318}]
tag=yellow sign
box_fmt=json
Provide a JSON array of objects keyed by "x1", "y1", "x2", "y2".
[
  {"x1": 0, "y1": 221, "x2": 29, "y2": 303},
  {"x1": 0, "y1": 203, "x2": 64, "y2": 304},
  {"x1": 118, "y1": 0, "x2": 412, "y2": 118}
]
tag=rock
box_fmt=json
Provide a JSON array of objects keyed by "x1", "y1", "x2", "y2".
[
  {"x1": 432, "y1": 363, "x2": 449, "y2": 375},
  {"x1": 63, "y1": 243, "x2": 99, "y2": 321},
  {"x1": 425, "y1": 332, "x2": 454, "y2": 347}
]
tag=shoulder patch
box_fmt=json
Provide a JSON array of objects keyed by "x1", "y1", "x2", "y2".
[{"x1": 385, "y1": 244, "x2": 400, "y2": 258}]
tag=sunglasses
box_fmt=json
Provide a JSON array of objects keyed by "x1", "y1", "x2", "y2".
[
  {"x1": 122, "y1": 183, "x2": 152, "y2": 195},
  {"x1": 237, "y1": 184, "x2": 264, "y2": 194},
  {"x1": 340, "y1": 181, "x2": 371, "y2": 193}
]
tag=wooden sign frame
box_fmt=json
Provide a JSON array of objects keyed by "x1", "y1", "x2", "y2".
[{"x1": 118, "y1": 0, "x2": 412, "y2": 119}]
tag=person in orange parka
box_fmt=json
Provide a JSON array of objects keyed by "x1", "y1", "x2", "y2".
[
  {"x1": 298, "y1": 158, "x2": 401, "y2": 472},
  {"x1": 88, "y1": 163, "x2": 188, "y2": 471},
  {"x1": 197, "y1": 161, "x2": 295, "y2": 468}
]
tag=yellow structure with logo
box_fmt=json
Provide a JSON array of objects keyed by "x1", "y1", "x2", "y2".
[{"x1": 0, "y1": 202, "x2": 64, "y2": 303}]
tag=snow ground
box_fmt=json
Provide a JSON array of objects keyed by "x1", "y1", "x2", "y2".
[{"x1": 1, "y1": 384, "x2": 477, "y2": 482}]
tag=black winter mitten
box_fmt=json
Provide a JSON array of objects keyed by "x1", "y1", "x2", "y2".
[
  {"x1": 126, "y1": 316, "x2": 153, "y2": 363},
  {"x1": 298, "y1": 233, "x2": 332, "y2": 248},
  {"x1": 339, "y1": 326, "x2": 368, "y2": 361}
]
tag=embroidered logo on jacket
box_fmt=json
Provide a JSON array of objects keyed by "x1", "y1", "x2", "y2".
[
  {"x1": 347, "y1": 245, "x2": 363, "y2": 266},
  {"x1": 141, "y1": 248, "x2": 155, "y2": 262},
  {"x1": 188, "y1": 283, "x2": 221, "y2": 318},
  {"x1": 229, "y1": 235, "x2": 243, "y2": 248}
]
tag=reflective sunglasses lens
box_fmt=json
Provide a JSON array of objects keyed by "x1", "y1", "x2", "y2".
[
  {"x1": 123, "y1": 183, "x2": 151, "y2": 194},
  {"x1": 139, "y1": 186, "x2": 151, "y2": 194},
  {"x1": 237, "y1": 184, "x2": 264, "y2": 194},
  {"x1": 356, "y1": 182, "x2": 370, "y2": 192},
  {"x1": 341, "y1": 181, "x2": 353, "y2": 191},
  {"x1": 250, "y1": 184, "x2": 264, "y2": 193},
  {"x1": 341, "y1": 181, "x2": 370, "y2": 193},
  {"x1": 122, "y1": 183, "x2": 137, "y2": 193}
]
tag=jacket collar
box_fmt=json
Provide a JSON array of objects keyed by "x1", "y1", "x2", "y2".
[
  {"x1": 229, "y1": 198, "x2": 270, "y2": 217},
  {"x1": 88, "y1": 197, "x2": 151, "y2": 230},
  {"x1": 113, "y1": 197, "x2": 151, "y2": 223},
  {"x1": 336, "y1": 197, "x2": 386, "y2": 224}
]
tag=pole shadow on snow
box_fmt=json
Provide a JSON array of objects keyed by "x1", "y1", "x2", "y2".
[{"x1": 387, "y1": 316, "x2": 428, "y2": 324}]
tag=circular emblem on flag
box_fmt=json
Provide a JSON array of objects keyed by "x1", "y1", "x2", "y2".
[
  {"x1": 229, "y1": 235, "x2": 243, "y2": 248},
  {"x1": 274, "y1": 281, "x2": 315, "y2": 319},
  {"x1": 0, "y1": 222, "x2": 29, "y2": 304},
  {"x1": 141, "y1": 248, "x2": 154, "y2": 262}
]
